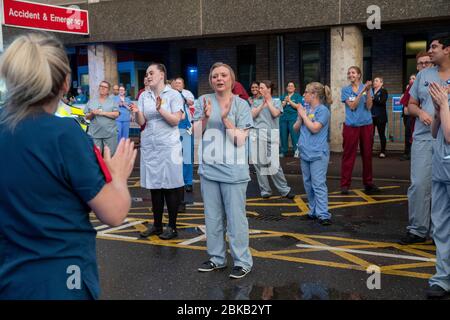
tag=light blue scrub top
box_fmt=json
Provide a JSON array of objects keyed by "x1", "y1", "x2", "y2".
[
  {"x1": 341, "y1": 84, "x2": 372, "y2": 127},
  {"x1": 433, "y1": 125, "x2": 450, "y2": 184},
  {"x1": 251, "y1": 97, "x2": 282, "y2": 130},
  {"x1": 410, "y1": 66, "x2": 450, "y2": 141},
  {"x1": 193, "y1": 94, "x2": 254, "y2": 184},
  {"x1": 297, "y1": 104, "x2": 330, "y2": 161},
  {"x1": 115, "y1": 96, "x2": 132, "y2": 122}
]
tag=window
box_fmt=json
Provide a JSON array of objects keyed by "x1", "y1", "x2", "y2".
[
  {"x1": 181, "y1": 48, "x2": 198, "y2": 97},
  {"x1": 237, "y1": 45, "x2": 256, "y2": 94},
  {"x1": 363, "y1": 37, "x2": 372, "y2": 83},
  {"x1": 119, "y1": 72, "x2": 131, "y2": 89},
  {"x1": 299, "y1": 42, "x2": 321, "y2": 94},
  {"x1": 404, "y1": 39, "x2": 427, "y2": 86},
  {"x1": 80, "y1": 74, "x2": 89, "y2": 87}
]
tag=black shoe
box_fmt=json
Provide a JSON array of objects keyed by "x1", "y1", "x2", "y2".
[
  {"x1": 318, "y1": 219, "x2": 332, "y2": 226},
  {"x1": 426, "y1": 285, "x2": 449, "y2": 299},
  {"x1": 399, "y1": 232, "x2": 427, "y2": 245},
  {"x1": 341, "y1": 188, "x2": 349, "y2": 195},
  {"x1": 140, "y1": 225, "x2": 163, "y2": 238},
  {"x1": 302, "y1": 214, "x2": 317, "y2": 221},
  {"x1": 364, "y1": 184, "x2": 380, "y2": 194},
  {"x1": 229, "y1": 266, "x2": 251, "y2": 279},
  {"x1": 158, "y1": 227, "x2": 178, "y2": 240},
  {"x1": 400, "y1": 154, "x2": 410, "y2": 161},
  {"x1": 284, "y1": 191, "x2": 296, "y2": 199},
  {"x1": 185, "y1": 185, "x2": 193, "y2": 192},
  {"x1": 262, "y1": 194, "x2": 272, "y2": 199},
  {"x1": 198, "y1": 260, "x2": 227, "y2": 272}
]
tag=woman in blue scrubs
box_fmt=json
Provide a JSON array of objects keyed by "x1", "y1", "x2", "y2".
[
  {"x1": 0, "y1": 33, "x2": 137, "y2": 300},
  {"x1": 193, "y1": 62, "x2": 254, "y2": 279},
  {"x1": 115, "y1": 85, "x2": 132, "y2": 142},
  {"x1": 294, "y1": 82, "x2": 332, "y2": 225}
]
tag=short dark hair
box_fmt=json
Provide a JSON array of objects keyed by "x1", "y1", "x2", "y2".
[
  {"x1": 373, "y1": 76, "x2": 384, "y2": 83},
  {"x1": 430, "y1": 33, "x2": 450, "y2": 49},
  {"x1": 286, "y1": 81, "x2": 296, "y2": 87},
  {"x1": 100, "y1": 80, "x2": 111, "y2": 88},
  {"x1": 260, "y1": 80, "x2": 275, "y2": 94}
]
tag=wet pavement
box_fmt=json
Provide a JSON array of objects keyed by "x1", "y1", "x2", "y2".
[{"x1": 93, "y1": 151, "x2": 444, "y2": 300}]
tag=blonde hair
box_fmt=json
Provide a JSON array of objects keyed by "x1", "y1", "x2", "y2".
[
  {"x1": 208, "y1": 62, "x2": 236, "y2": 90},
  {"x1": 0, "y1": 33, "x2": 70, "y2": 131},
  {"x1": 306, "y1": 82, "x2": 333, "y2": 105}
]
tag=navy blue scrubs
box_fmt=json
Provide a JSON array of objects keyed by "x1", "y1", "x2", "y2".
[{"x1": 0, "y1": 111, "x2": 106, "y2": 299}]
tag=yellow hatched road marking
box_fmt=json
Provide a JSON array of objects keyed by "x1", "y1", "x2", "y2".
[{"x1": 380, "y1": 262, "x2": 436, "y2": 271}]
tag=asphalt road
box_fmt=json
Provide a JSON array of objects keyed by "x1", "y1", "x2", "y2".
[{"x1": 93, "y1": 152, "x2": 443, "y2": 300}]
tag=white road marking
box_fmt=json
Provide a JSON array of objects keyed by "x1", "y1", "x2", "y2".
[
  {"x1": 94, "y1": 224, "x2": 110, "y2": 231},
  {"x1": 98, "y1": 219, "x2": 145, "y2": 235},
  {"x1": 180, "y1": 235, "x2": 207, "y2": 246},
  {"x1": 295, "y1": 244, "x2": 436, "y2": 263},
  {"x1": 98, "y1": 233, "x2": 138, "y2": 240}
]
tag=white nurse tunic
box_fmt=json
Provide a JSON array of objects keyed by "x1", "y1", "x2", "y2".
[{"x1": 138, "y1": 85, "x2": 184, "y2": 189}]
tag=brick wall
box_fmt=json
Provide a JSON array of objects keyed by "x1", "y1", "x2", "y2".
[
  {"x1": 163, "y1": 21, "x2": 450, "y2": 147},
  {"x1": 363, "y1": 22, "x2": 450, "y2": 145}
]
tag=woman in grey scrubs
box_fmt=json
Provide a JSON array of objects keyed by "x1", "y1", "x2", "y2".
[
  {"x1": 131, "y1": 63, "x2": 184, "y2": 240},
  {"x1": 193, "y1": 62, "x2": 254, "y2": 279},
  {"x1": 428, "y1": 81, "x2": 450, "y2": 299},
  {"x1": 250, "y1": 80, "x2": 294, "y2": 199}
]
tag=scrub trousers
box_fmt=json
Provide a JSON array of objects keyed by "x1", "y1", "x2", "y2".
[
  {"x1": 93, "y1": 134, "x2": 118, "y2": 156},
  {"x1": 200, "y1": 176, "x2": 253, "y2": 270},
  {"x1": 117, "y1": 121, "x2": 130, "y2": 142},
  {"x1": 429, "y1": 181, "x2": 450, "y2": 291},
  {"x1": 407, "y1": 140, "x2": 432, "y2": 238},
  {"x1": 280, "y1": 119, "x2": 299, "y2": 155},
  {"x1": 180, "y1": 128, "x2": 194, "y2": 186},
  {"x1": 251, "y1": 132, "x2": 291, "y2": 197},
  {"x1": 340, "y1": 124, "x2": 374, "y2": 189},
  {"x1": 301, "y1": 152, "x2": 331, "y2": 220}
]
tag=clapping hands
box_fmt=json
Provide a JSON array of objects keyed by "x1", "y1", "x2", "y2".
[
  {"x1": 429, "y1": 82, "x2": 449, "y2": 114},
  {"x1": 203, "y1": 97, "x2": 212, "y2": 118}
]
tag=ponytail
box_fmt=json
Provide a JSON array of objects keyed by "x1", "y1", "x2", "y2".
[{"x1": 0, "y1": 33, "x2": 70, "y2": 131}]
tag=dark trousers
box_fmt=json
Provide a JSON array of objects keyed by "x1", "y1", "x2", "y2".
[
  {"x1": 403, "y1": 115, "x2": 412, "y2": 155},
  {"x1": 150, "y1": 187, "x2": 183, "y2": 229},
  {"x1": 372, "y1": 117, "x2": 387, "y2": 153},
  {"x1": 341, "y1": 124, "x2": 374, "y2": 189}
]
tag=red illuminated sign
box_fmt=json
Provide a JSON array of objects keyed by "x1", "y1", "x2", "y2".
[{"x1": 2, "y1": 0, "x2": 89, "y2": 35}]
